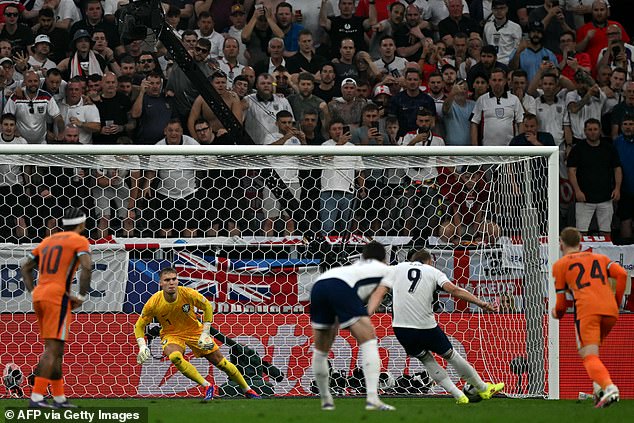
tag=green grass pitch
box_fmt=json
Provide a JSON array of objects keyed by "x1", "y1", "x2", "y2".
[{"x1": 1, "y1": 397, "x2": 632, "y2": 423}]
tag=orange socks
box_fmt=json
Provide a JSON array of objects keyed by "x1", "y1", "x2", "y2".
[
  {"x1": 50, "y1": 379, "x2": 64, "y2": 397},
  {"x1": 33, "y1": 376, "x2": 50, "y2": 395},
  {"x1": 583, "y1": 355, "x2": 612, "y2": 390}
]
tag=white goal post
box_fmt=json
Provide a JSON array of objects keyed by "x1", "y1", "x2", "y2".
[{"x1": 0, "y1": 144, "x2": 560, "y2": 399}]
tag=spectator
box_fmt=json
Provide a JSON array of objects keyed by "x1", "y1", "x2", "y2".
[
  {"x1": 69, "y1": 0, "x2": 121, "y2": 56},
  {"x1": 458, "y1": 35, "x2": 483, "y2": 80},
  {"x1": 275, "y1": 2, "x2": 304, "y2": 55},
  {"x1": 373, "y1": 35, "x2": 408, "y2": 79},
  {"x1": 241, "y1": 2, "x2": 277, "y2": 66},
  {"x1": 614, "y1": 115, "x2": 634, "y2": 240},
  {"x1": 297, "y1": 109, "x2": 325, "y2": 233},
  {"x1": 576, "y1": 0, "x2": 629, "y2": 70},
  {"x1": 427, "y1": 72, "x2": 446, "y2": 122},
  {"x1": 398, "y1": 108, "x2": 445, "y2": 238},
  {"x1": 254, "y1": 37, "x2": 286, "y2": 76},
  {"x1": 602, "y1": 67, "x2": 626, "y2": 132},
  {"x1": 195, "y1": 12, "x2": 225, "y2": 59},
  {"x1": 332, "y1": 38, "x2": 359, "y2": 82},
  {"x1": 510, "y1": 69, "x2": 537, "y2": 115},
  {"x1": 597, "y1": 24, "x2": 634, "y2": 76},
  {"x1": 285, "y1": 29, "x2": 326, "y2": 76},
  {"x1": 394, "y1": 4, "x2": 427, "y2": 62},
  {"x1": 0, "y1": 4, "x2": 33, "y2": 52},
  {"x1": 557, "y1": 30, "x2": 592, "y2": 80},
  {"x1": 528, "y1": 0, "x2": 574, "y2": 54},
  {"x1": 145, "y1": 119, "x2": 202, "y2": 237},
  {"x1": 483, "y1": 0, "x2": 522, "y2": 65},
  {"x1": 327, "y1": 78, "x2": 366, "y2": 132},
  {"x1": 92, "y1": 73, "x2": 133, "y2": 145},
  {"x1": 181, "y1": 30, "x2": 199, "y2": 54},
  {"x1": 57, "y1": 29, "x2": 108, "y2": 79},
  {"x1": 131, "y1": 72, "x2": 175, "y2": 146},
  {"x1": 27, "y1": 35, "x2": 57, "y2": 75},
  {"x1": 595, "y1": 63, "x2": 613, "y2": 87},
  {"x1": 566, "y1": 70, "x2": 606, "y2": 144},
  {"x1": 442, "y1": 79, "x2": 475, "y2": 146},
  {"x1": 470, "y1": 68, "x2": 524, "y2": 146},
  {"x1": 319, "y1": 0, "x2": 376, "y2": 58},
  {"x1": 40, "y1": 68, "x2": 66, "y2": 104},
  {"x1": 438, "y1": 0, "x2": 480, "y2": 48},
  {"x1": 471, "y1": 74, "x2": 490, "y2": 99},
  {"x1": 3, "y1": 70, "x2": 65, "y2": 144},
  {"x1": 45, "y1": 0, "x2": 82, "y2": 32},
  {"x1": 218, "y1": 37, "x2": 245, "y2": 89},
  {"x1": 59, "y1": 78, "x2": 101, "y2": 144},
  {"x1": 498, "y1": 293, "x2": 517, "y2": 313},
  {"x1": 287, "y1": 72, "x2": 327, "y2": 128},
  {"x1": 611, "y1": 81, "x2": 634, "y2": 136},
  {"x1": 511, "y1": 20, "x2": 558, "y2": 82},
  {"x1": 261, "y1": 110, "x2": 306, "y2": 236},
  {"x1": 225, "y1": 3, "x2": 248, "y2": 66},
  {"x1": 187, "y1": 70, "x2": 243, "y2": 142},
  {"x1": 531, "y1": 71, "x2": 570, "y2": 148},
  {"x1": 466, "y1": 45, "x2": 509, "y2": 89},
  {"x1": 0, "y1": 112, "x2": 28, "y2": 241},
  {"x1": 91, "y1": 31, "x2": 120, "y2": 76},
  {"x1": 244, "y1": 73, "x2": 294, "y2": 143},
  {"x1": 313, "y1": 62, "x2": 339, "y2": 103},
  {"x1": 387, "y1": 68, "x2": 435, "y2": 137},
  {"x1": 368, "y1": 2, "x2": 407, "y2": 60},
  {"x1": 91, "y1": 137, "x2": 139, "y2": 238},
  {"x1": 319, "y1": 119, "x2": 365, "y2": 235},
  {"x1": 567, "y1": 118, "x2": 621, "y2": 236},
  {"x1": 34, "y1": 7, "x2": 69, "y2": 64}
]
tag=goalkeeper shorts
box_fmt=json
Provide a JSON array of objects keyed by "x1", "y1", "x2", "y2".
[{"x1": 161, "y1": 331, "x2": 219, "y2": 357}]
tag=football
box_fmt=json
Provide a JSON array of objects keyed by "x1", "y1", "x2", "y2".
[{"x1": 462, "y1": 383, "x2": 483, "y2": 403}]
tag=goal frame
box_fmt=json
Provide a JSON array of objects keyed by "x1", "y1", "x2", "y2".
[{"x1": 1, "y1": 144, "x2": 560, "y2": 399}]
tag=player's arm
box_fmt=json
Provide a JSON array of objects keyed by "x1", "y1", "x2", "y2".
[
  {"x1": 134, "y1": 305, "x2": 154, "y2": 365},
  {"x1": 20, "y1": 254, "x2": 38, "y2": 293},
  {"x1": 367, "y1": 285, "x2": 390, "y2": 315},
  {"x1": 607, "y1": 261, "x2": 628, "y2": 307},
  {"x1": 71, "y1": 252, "x2": 92, "y2": 309},
  {"x1": 551, "y1": 263, "x2": 568, "y2": 319},
  {"x1": 443, "y1": 281, "x2": 497, "y2": 312},
  {"x1": 192, "y1": 291, "x2": 216, "y2": 349}
]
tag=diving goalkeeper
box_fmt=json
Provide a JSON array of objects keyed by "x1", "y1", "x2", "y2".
[{"x1": 134, "y1": 267, "x2": 261, "y2": 400}]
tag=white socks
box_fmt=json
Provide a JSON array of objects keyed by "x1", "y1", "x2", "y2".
[
  {"x1": 312, "y1": 349, "x2": 333, "y2": 405},
  {"x1": 446, "y1": 350, "x2": 487, "y2": 392},
  {"x1": 418, "y1": 352, "x2": 463, "y2": 399},
  {"x1": 359, "y1": 339, "x2": 381, "y2": 403}
]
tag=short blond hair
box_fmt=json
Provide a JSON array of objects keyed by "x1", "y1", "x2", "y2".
[{"x1": 560, "y1": 227, "x2": 581, "y2": 249}]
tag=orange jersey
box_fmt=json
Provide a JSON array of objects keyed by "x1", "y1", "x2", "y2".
[
  {"x1": 552, "y1": 251, "x2": 623, "y2": 319},
  {"x1": 30, "y1": 231, "x2": 91, "y2": 305}
]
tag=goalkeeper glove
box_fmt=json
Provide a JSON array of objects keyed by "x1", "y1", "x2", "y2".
[
  {"x1": 137, "y1": 338, "x2": 151, "y2": 365},
  {"x1": 197, "y1": 322, "x2": 216, "y2": 350}
]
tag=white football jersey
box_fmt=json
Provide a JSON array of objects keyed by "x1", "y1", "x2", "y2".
[
  {"x1": 382, "y1": 261, "x2": 450, "y2": 329},
  {"x1": 315, "y1": 259, "x2": 391, "y2": 303}
]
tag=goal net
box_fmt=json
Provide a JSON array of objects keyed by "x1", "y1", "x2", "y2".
[{"x1": 0, "y1": 144, "x2": 562, "y2": 399}]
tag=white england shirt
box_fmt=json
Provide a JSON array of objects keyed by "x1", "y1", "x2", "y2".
[
  {"x1": 315, "y1": 259, "x2": 391, "y2": 303},
  {"x1": 381, "y1": 261, "x2": 450, "y2": 329}
]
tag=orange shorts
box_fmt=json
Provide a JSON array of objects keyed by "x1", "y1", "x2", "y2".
[
  {"x1": 575, "y1": 314, "x2": 617, "y2": 349},
  {"x1": 33, "y1": 299, "x2": 71, "y2": 341}
]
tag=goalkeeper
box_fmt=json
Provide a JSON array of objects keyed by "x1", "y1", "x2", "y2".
[{"x1": 134, "y1": 267, "x2": 261, "y2": 400}]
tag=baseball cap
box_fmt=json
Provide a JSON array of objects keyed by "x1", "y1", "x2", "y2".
[
  {"x1": 72, "y1": 29, "x2": 92, "y2": 43},
  {"x1": 373, "y1": 85, "x2": 391, "y2": 97},
  {"x1": 0, "y1": 57, "x2": 14, "y2": 66},
  {"x1": 528, "y1": 20, "x2": 544, "y2": 33},
  {"x1": 34, "y1": 34, "x2": 52, "y2": 46},
  {"x1": 231, "y1": 4, "x2": 245, "y2": 15},
  {"x1": 341, "y1": 77, "x2": 357, "y2": 87}
]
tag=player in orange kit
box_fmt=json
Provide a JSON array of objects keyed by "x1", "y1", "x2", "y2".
[
  {"x1": 21, "y1": 208, "x2": 93, "y2": 408},
  {"x1": 551, "y1": 227, "x2": 627, "y2": 408}
]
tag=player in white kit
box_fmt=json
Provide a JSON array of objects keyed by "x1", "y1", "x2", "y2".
[
  {"x1": 310, "y1": 241, "x2": 395, "y2": 411},
  {"x1": 368, "y1": 249, "x2": 504, "y2": 404}
]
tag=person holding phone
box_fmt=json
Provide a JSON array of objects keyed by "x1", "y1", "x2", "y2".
[
  {"x1": 597, "y1": 24, "x2": 634, "y2": 76},
  {"x1": 557, "y1": 30, "x2": 592, "y2": 80},
  {"x1": 509, "y1": 20, "x2": 558, "y2": 82}
]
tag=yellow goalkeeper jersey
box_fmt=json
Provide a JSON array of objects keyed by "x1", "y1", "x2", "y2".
[{"x1": 138, "y1": 286, "x2": 211, "y2": 336}]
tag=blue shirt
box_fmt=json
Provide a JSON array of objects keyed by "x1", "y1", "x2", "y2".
[
  {"x1": 443, "y1": 100, "x2": 475, "y2": 146},
  {"x1": 388, "y1": 90, "x2": 436, "y2": 137},
  {"x1": 614, "y1": 135, "x2": 634, "y2": 194},
  {"x1": 283, "y1": 23, "x2": 304, "y2": 53},
  {"x1": 519, "y1": 47, "x2": 558, "y2": 81}
]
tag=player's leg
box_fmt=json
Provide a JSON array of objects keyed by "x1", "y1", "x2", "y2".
[
  {"x1": 417, "y1": 351, "x2": 466, "y2": 402},
  {"x1": 202, "y1": 348, "x2": 260, "y2": 399},
  {"x1": 312, "y1": 326, "x2": 338, "y2": 410},
  {"x1": 578, "y1": 316, "x2": 619, "y2": 408},
  {"x1": 440, "y1": 348, "x2": 504, "y2": 399},
  {"x1": 348, "y1": 317, "x2": 395, "y2": 411},
  {"x1": 163, "y1": 343, "x2": 209, "y2": 387}
]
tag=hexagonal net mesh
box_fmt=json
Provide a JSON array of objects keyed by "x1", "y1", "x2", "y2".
[{"x1": 0, "y1": 146, "x2": 557, "y2": 398}]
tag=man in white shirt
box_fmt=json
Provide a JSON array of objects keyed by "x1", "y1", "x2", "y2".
[
  {"x1": 261, "y1": 110, "x2": 306, "y2": 237},
  {"x1": 310, "y1": 241, "x2": 395, "y2": 411},
  {"x1": 372, "y1": 35, "x2": 408, "y2": 78},
  {"x1": 368, "y1": 248, "x2": 502, "y2": 404},
  {"x1": 244, "y1": 73, "x2": 294, "y2": 143},
  {"x1": 58, "y1": 79, "x2": 101, "y2": 144},
  {"x1": 471, "y1": 68, "x2": 524, "y2": 146},
  {"x1": 195, "y1": 11, "x2": 225, "y2": 59},
  {"x1": 566, "y1": 71, "x2": 606, "y2": 143},
  {"x1": 483, "y1": 0, "x2": 522, "y2": 65},
  {"x1": 218, "y1": 37, "x2": 245, "y2": 89}
]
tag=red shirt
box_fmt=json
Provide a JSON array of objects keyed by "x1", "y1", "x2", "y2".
[
  {"x1": 556, "y1": 52, "x2": 592, "y2": 80},
  {"x1": 577, "y1": 21, "x2": 630, "y2": 71},
  {"x1": 355, "y1": 0, "x2": 397, "y2": 22}
]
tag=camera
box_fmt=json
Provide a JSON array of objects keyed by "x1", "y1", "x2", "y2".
[
  {"x1": 612, "y1": 46, "x2": 621, "y2": 57},
  {"x1": 342, "y1": 125, "x2": 350, "y2": 135},
  {"x1": 370, "y1": 122, "x2": 379, "y2": 131}
]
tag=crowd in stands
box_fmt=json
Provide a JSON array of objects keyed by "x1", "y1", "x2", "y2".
[{"x1": 1, "y1": 0, "x2": 633, "y2": 245}]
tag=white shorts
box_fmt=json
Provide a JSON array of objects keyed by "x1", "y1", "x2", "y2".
[
  {"x1": 575, "y1": 200, "x2": 613, "y2": 232},
  {"x1": 261, "y1": 182, "x2": 301, "y2": 219}
]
